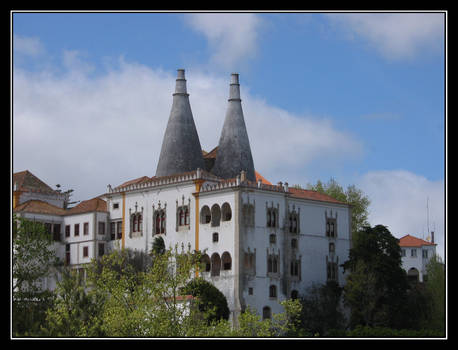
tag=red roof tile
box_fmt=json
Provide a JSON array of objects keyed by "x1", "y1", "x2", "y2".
[
  {"x1": 288, "y1": 187, "x2": 346, "y2": 204},
  {"x1": 66, "y1": 197, "x2": 108, "y2": 215},
  {"x1": 399, "y1": 234, "x2": 436, "y2": 247},
  {"x1": 13, "y1": 199, "x2": 66, "y2": 216},
  {"x1": 13, "y1": 170, "x2": 59, "y2": 195},
  {"x1": 255, "y1": 171, "x2": 272, "y2": 185}
]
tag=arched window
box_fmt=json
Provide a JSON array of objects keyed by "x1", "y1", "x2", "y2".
[
  {"x1": 221, "y1": 252, "x2": 232, "y2": 270},
  {"x1": 267, "y1": 256, "x2": 273, "y2": 273},
  {"x1": 262, "y1": 306, "x2": 271, "y2": 320},
  {"x1": 211, "y1": 204, "x2": 221, "y2": 227},
  {"x1": 269, "y1": 285, "x2": 277, "y2": 298},
  {"x1": 290, "y1": 260, "x2": 299, "y2": 276},
  {"x1": 201, "y1": 254, "x2": 211, "y2": 272},
  {"x1": 200, "y1": 206, "x2": 211, "y2": 224},
  {"x1": 211, "y1": 253, "x2": 221, "y2": 277},
  {"x1": 221, "y1": 202, "x2": 232, "y2": 221}
]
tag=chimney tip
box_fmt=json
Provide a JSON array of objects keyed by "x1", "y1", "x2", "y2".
[
  {"x1": 231, "y1": 73, "x2": 239, "y2": 84},
  {"x1": 177, "y1": 69, "x2": 185, "y2": 79}
]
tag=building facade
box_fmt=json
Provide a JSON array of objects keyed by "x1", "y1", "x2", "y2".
[
  {"x1": 399, "y1": 234, "x2": 437, "y2": 283},
  {"x1": 13, "y1": 69, "x2": 352, "y2": 323}
]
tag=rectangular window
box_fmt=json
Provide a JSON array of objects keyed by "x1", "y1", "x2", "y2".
[
  {"x1": 84, "y1": 222, "x2": 89, "y2": 235},
  {"x1": 411, "y1": 249, "x2": 417, "y2": 257},
  {"x1": 83, "y1": 246, "x2": 89, "y2": 258},
  {"x1": 65, "y1": 225, "x2": 70, "y2": 238},
  {"x1": 44, "y1": 222, "x2": 52, "y2": 234},
  {"x1": 422, "y1": 250, "x2": 428, "y2": 259},
  {"x1": 116, "y1": 221, "x2": 122, "y2": 239},
  {"x1": 110, "y1": 222, "x2": 116, "y2": 240},
  {"x1": 53, "y1": 224, "x2": 61, "y2": 241},
  {"x1": 401, "y1": 249, "x2": 406, "y2": 257},
  {"x1": 113, "y1": 203, "x2": 119, "y2": 209},
  {"x1": 98, "y1": 243, "x2": 105, "y2": 257},
  {"x1": 326, "y1": 218, "x2": 337, "y2": 237},
  {"x1": 65, "y1": 244, "x2": 70, "y2": 265},
  {"x1": 98, "y1": 221, "x2": 105, "y2": 235},
  {"x1": 74, "y1": 223, "x2": 80, "y2": 236}
]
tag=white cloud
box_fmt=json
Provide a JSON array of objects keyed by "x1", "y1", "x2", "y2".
[
  {"x1": 358, "y1": 170, "x2": 445, "y2": 259},
  {"x1": 13, "y1": 34, "x2": 45, "y2": 56},
  {"x1": 185, "y1": 13, "x2": 263, "y2": 69},
  {"x1": 13, "y1": 53, "x2": 362, "y2": 205},
  {"x1": 325, "y1": 13, "x2": 444, "y2": 60}
]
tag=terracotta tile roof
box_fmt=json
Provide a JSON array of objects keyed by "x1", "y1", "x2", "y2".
[
  {"x1": 13, "y1": 170, "x2": 59, "y2": 195},
  {"x1": 288, "y1": 187, "x2": 347, "y2": 204},
  {"x1": 255, "y1": 171, "x2": 272, "y2": 185},
  {"x1": 399, "y1": 234, "x2": 436, "y2": 247},
  {"x1": 13, "y1": 199, "x2": 66, "y2": 216},
  {"x1": 66, "y1": 197, "x2": 108, "y2": 215},
  {"x1": 202, "y1": 146, "x2": 218, "y2": 159}
]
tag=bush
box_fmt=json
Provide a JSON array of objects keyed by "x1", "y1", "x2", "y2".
[{"x1": 182, "y1": 278, "x2": 230, "y2": 323}]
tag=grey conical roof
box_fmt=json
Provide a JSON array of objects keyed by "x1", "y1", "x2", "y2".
[
  {"x1": 155, "y1": 69, "x2": 205, "y2": 177},
  {"x1": 212, "y1": 73, "x2": 256, "y2": 182}
]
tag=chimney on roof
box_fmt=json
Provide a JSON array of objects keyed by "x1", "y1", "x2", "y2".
[
  {"x1": 155, "y1": 69, "x2": 205, "y2": 177},
  {"x1": 212, "y1": 73, "x2": 256, "y2": 182}
]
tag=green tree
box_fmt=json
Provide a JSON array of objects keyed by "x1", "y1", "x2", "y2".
[
  {"x1": 12, "y1": 215, "x2": 61, "y2": 336},
  {"x1": 424, "y1": 254, "x2": 445, "y2": 333},
  {"x1": 306, "y1": 178, "x2": 370, "y2": 237},
  {"x1": 42, "y1": 268, "x2": 105, "y2": 337},
  {"x1": 181, "y1": 277, "x2": 230, "y2": 323},
  {"x1": 342, "y1": 225, "x2": 409, "y2": 328},
  {"x1": 298, "y1": 281, "x2": 346, "y2": 335}
]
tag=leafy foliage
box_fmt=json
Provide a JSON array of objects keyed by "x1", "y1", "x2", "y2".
[
  {"x1": 342, "y1": 225, "x2": 409, "y2": 328},
  {"x1": 181, "y1": 277, "x2": 230, "y2": 323},
  {"x1": 12, "y1": 215, "x2": 61, "y2": 336},
  {"x1": 298, "y1": 281, "x2": 346, "y2": 336}
]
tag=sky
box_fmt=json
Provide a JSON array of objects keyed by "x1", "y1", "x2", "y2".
[{"x1": 11, "y1": 11, "x2": 446, "y2": 258}]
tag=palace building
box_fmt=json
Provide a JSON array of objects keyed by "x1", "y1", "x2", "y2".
[{"x1": 13, "y1": 69, "x2": 352, "y2": 323}]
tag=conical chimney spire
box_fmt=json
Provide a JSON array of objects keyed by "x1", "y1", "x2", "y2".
[
  {"x1": 212, "y1": 73, "x2": 256, "y2": 182},
  {"x1": 155, "y1": 69, "x2": 205, "y2": 177}
]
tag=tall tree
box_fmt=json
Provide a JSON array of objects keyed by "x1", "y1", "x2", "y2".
[
  {"x1": 424, "y1": 254, "x2": 445, "y2": 333},
  {"x1": 342, "y1": 225, "x2": 409, "y2": 328},
  {"x1": 12, "y1": 215, "x2": 61, "y2": 336}
]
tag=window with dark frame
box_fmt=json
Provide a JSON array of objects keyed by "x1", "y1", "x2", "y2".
[
  {"x1": 98, "y1": 221, "x2": 105, "y2": 235},
  {"x1": 65, "y1": 225, "x2": 70, "y2": 238},
  {"x1": 98, "y1": 243, "x2": 104, "y2": 257},
  {"x1": 74, "y1": 223, "x2": 80, "y2": 236},
  {"x1": 83, "y1": 222, "x2": 89, "y2": 235},
  {"x1": 83, "y1": 246, "x2": 89, "y2": 258}
]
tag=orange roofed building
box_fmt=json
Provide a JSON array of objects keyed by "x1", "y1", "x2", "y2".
[{"x1": 399, "y1": 234, "x2": 437, "y2": 282}]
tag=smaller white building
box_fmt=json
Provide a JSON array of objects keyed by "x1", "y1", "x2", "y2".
[{"x1": 399, "y1": 234, "x2": 437, "y2": 282}]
